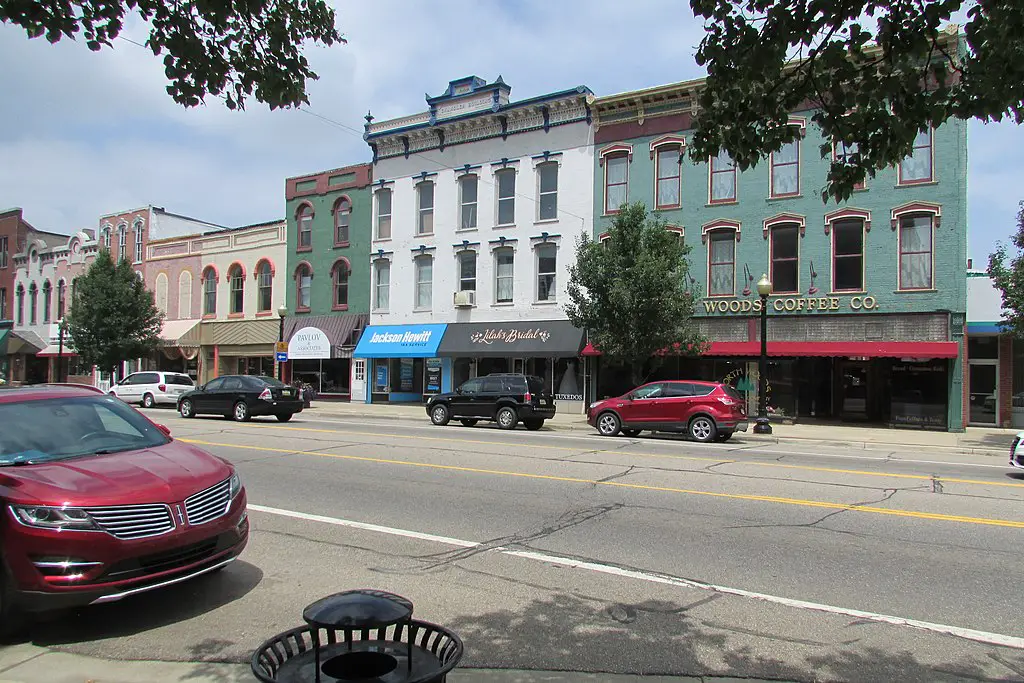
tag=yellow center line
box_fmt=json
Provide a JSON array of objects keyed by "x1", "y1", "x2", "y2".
[
  {"x1": 180, "y1": 437, "x2": 1024, "y2": 529},
  {"x1": 200, "y1": 423, "x2": 1024, "y2": 490}
]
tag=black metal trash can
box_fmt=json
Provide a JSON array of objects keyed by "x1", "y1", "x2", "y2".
[{"x1": 251, "y1": 589, "x2": 463, "y2": 683}]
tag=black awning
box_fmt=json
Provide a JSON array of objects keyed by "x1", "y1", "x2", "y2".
[{"x1": 438, "y1": 320, "x2": 585, "y2": 358}]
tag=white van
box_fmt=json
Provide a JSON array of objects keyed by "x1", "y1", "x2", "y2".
[{"x1": 110, "y1": 371, "x2": 196, "y2": 408}]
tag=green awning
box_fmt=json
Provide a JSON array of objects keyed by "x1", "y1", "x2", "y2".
[{"x1": 0, "y1": 328, "x2": 8, "y2": 357}]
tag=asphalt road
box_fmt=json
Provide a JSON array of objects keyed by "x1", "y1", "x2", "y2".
[{"x1": 22, "y1": 409, "x2": 1024, "y2": 682}]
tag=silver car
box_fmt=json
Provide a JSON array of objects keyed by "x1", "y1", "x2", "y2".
[{"x1": 110, "y1": 371, "x2": 195, "y2": 408}]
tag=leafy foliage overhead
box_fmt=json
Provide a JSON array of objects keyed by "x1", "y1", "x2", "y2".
[
  {"x1": 0, "y1": 0, "x2": 345, "y2": 110},
  {"x1": 688, "y1": 0, "x2": 1024, "y2": 201},
  {"x1": 565, "y1": 202, "x2": 706, "y2": 385},
  {"x1": 66, "y1": 250, "x2": 164, "y2": 374},
  {"x1": 988, "y1": 201, "x2": 1024, "y2": 338}
]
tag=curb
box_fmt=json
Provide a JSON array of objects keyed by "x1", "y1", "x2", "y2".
[{"x1": 297, "y1": 408, "x2": 1010, "y2": 459}]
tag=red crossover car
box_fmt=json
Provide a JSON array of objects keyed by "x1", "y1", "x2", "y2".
[
  {"x1": 587, "y1": 380, "x2": 748, "y2": 442},
  {"x1": 0, "y1": 386, "x2": 248, "y2": 634}
]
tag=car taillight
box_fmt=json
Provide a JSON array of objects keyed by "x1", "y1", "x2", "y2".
[
  {"x1": 158, "y1": 384, "x2": 166, "y2": 393},
  {"x1": 717, "y1": 396, "x2": 738, "y2": 406},
  {"x1": 259, "y1": 388, "x2": 273, "y2": 401},
  {"x1": 524, "y1": 391, "x2": 532, "y2": 403}
]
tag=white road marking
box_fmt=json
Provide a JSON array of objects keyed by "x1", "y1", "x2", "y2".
[{"x1": 248, "y1": 503, "x2": 1024, "y2": 651}]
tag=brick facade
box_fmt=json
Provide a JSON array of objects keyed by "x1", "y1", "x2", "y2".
[{"x1": 999, "y1": 334, "x2": 1013, "y2": 427}]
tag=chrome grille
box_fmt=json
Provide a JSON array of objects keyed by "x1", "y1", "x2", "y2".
[
  {"x1": 85, "y1": 504, "x2": 174, "y2": 540},
  {"x1": 185, "y1": 479, "x2": 231, "y2": 526}
]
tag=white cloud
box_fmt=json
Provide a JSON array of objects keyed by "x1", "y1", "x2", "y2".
[{"x1": 0, "y1": 0, "x2": 1020, "y2": 267}]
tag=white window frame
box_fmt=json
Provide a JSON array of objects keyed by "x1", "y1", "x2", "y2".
[
  {"x1": 769, "y1": 119, "x2": 806, "y2": 199},
  {"x1": 603, "y1": 153, "x2": 629, "y2": 215},
  {"x1": 495, "y1": 169, "x2": 516, "y2": 226},
  {"x1": 0, "y1": 236, "x2": 7, "y2": 269},
  {"x1": 414, "y1": 254, "x2": 433, "y2": 310},
  {"x1": 416, "y1": 181, "x2": 434, "y2": 236},
  {"x1": 117, "y1": 224, "x2": 128, "y2": 262},
  {"x1": 458, "y1": 175, "x2": 478, "y2": 231},
  {"x1": 897, "y1": 214, "x2": 935, "y2": 291},
  {"x1": 375, "y1": 188, "x2": 392, "y2": 240},
  {"x1": 898, "y1": 128, "x2": 935, "y2": 185},
  {"x1": 228, "y1": 266, "x2": 245, "y2": 314},
  {"x1": 133, "y1": 222, "x2": 144, "y2": 263},
  {"x1": 373, "y1": 259, "x2": 391, "y2": 312},
  {"x1": 706, "y1": 229, "x2": 737, "y2": 298},
  {"x1": 457, "y1": 251, "x2": 477, "y2": 292},
  {"x1": 654, "y1": 145, "x2": 682, "y2": 210},
  {"x1": 535, "y1": 243, "x2": 558, "y2": 302},
  {"x1": 257, "y1": 262, "x2": 273, "y2": 312},
  {"x1": 296, "y1": 264, "x2": 313, "y2": 310},
  {"x1": 203, "y1": 269, "x2": 217, "y2": 316},
  {"x1": 536, "y1": 162, "x2": 559, "y2": 222},
  {"x1": 494, "y1": 247, "x2": 515, "y2": 304}
]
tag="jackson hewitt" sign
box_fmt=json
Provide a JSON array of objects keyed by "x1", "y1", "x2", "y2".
[
  {"x1": 470, "y1": 328, "x2": 552, "y2": 345},
  {"x1": 370, "y1": 330, "x2": 434, "y2": 344}
]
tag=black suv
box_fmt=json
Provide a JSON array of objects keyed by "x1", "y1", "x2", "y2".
[{"x1": 426, "y1": 373, "x2": 556, "y2": 430}]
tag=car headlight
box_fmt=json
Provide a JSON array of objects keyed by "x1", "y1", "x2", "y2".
[
  {"x1": 229, "y1": 472, "x2": 242, "y2": 499},
  {"x1": 11, "y1": 505, "x2": 99, "y2": 531}
]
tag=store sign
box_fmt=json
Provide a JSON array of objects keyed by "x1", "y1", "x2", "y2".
[
  {"x1": 470, "y1": 327, "x2": 552, "y2": 345},
  {"x1": 425, "y1": 358, "x2": 442, "y2": 393},
  {"x1": 702, "y1": 295, "x2": 879, "y2": 315},
  {"x1": 399, "y1": 358, "x2": 414, "y2": 392},
  {"x1": 288, "y1": 327, "x2": 331, "y2": 360},
  {"x1": 555, "y1": 393, "x2": 583, "y2": 401}
]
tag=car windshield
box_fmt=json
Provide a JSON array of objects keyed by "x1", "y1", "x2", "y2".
[{"x1": 0, "y1": 395, "x2": 170, "y2": 465}]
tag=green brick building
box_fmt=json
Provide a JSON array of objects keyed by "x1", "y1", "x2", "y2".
[
  {"x1": 283, "y1": 163, "x2": 373, "y2": 398},
  {"x1": 588, "y1": 80, "x2": 968, "y2": 431}
]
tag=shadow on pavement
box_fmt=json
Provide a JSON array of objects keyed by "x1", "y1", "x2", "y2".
[
  {"x1": 443, "y1": 592, "x2": 1022, "y2": 683},
  {"x1": 1005, "y1": 472, "x2": 1024, "y2": 481},
  {"x1": 29, "y1": 560, "x2": 262, "y2": 647}
]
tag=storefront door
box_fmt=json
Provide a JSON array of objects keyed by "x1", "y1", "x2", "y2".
[
  {"x1": 352, "y1": 359, "x2": 366, "y2": 402},
  {"x1": 968, "y1": 361, "x2": 998, "y2": 425}
]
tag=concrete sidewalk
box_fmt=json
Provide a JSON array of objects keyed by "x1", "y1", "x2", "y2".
[
  {"x1": 0, "y1": 643, "x2": 797, "y2": 683},
  {"x1": 295, "y1": 401, "x2": 1017, "y2": 457}
]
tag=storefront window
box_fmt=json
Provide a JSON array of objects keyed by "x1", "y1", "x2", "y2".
[
  {"x1": 890, "y1": 360, "x2": 948, "y2": 429},
  {"x1": 968, "y1": 336, "x2": 999, "y2": 360},
  {"x1": 292, "y1": 358, "x2": 350, "y2": 394},
  {"x1": 554, "y1": 358, "x2": 583, "y2": 401}
]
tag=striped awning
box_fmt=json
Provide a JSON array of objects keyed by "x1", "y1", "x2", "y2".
[
  {"x1": 284, "y1": 314, "x2": 369, "y2": 356},
  {"x1": 6, "y1": 330, "x2": 46, "y2": 355}
]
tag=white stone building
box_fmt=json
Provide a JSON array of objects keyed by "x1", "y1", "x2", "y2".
[{"x1": 353, "y1": 76, "x2": 594, "y2": 405}]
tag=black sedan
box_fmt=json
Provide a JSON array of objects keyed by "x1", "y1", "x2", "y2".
[{"x1": 177, "y1": 375, "x2": 304, "y2": 422}]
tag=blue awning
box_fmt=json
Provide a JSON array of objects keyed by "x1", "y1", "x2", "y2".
[
  {"x1": 967, "y1": 322, "x2": 1003, "y2": 334},
  {"x1": 353, "y1": 324, "x2": 448, "y2": 358}
]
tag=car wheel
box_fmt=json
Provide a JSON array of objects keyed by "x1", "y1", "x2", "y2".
[
  {"x1": 621, "y1": 428, "x2": 641, "y2": 437},
  {"x1": 459, "y1": 419, "x2": 478, "y2": 427},
  {"x1": 523, "y1": 419, "x2": 544, "y2": 431},
  {"x1": 0, "y1": 567, "x2": 26, "y2": 639},
  {"x1": 179, "y1": 399, "x2": 195, "y2": 419},
  {"x1": 142, "y1": 393, "x2": 156, "y2": 409},
  {"x1": 430, "y1": 404, "x2": 451, "y2": 426},
  {"x1": 596, "y1": 411, "x2": 621, "y2": 436},
  {"x1": 716, "y1": 432, "x2": 733, "y2": 442},
  {"x1": 689, "y1": 415, "x2": 717, "y2": 443},
  {"x1": 496, "y1": 406, "x2": 518, "y2": 430},
  {"x1": 233, "y1": 401, "x2": 251, "y2": 422},
  {"x1": 276, "y1": 413, "x2": 294, "y2": 423}
]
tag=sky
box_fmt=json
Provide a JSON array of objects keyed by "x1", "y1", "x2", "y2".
[{"x1": 0, "y1": 0, "x2": 1021, "y2": 266}]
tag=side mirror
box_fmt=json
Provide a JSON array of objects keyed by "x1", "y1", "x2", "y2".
[{"x1": 155, "y1": 423, "x2": 172, "y2": 437}]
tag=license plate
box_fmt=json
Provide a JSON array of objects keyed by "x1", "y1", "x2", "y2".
[{"x1": 283, "y1": 389, "x2": 294, "y2": 397}]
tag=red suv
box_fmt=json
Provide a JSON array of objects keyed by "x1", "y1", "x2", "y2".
[
  {"x1": 587, "y1": 380, "x2": 748, "y2": 442},
  {"x1": 0, "y1": 386, "x2": 248, "y2": 634}
]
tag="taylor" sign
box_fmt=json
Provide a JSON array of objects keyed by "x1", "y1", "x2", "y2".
[{"x1": 470, "y1": 328, "x2": 552, "y2": 345}]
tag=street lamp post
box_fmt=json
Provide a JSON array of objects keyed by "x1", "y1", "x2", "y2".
[
  {"x1": 754, "y1": 274, "x2": 773, "y2": 435},
  {"x1": 277, "y1": 304, "x2": 288, "y2": 381},
  {"x1": 56, "y1": 319, "x2": 66, "y2": 384}
]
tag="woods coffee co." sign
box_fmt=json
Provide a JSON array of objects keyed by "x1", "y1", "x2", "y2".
[
  {"x1": 702, "y1": 295, "x2": 879, "y2": 315},
  {"x1": 470, "y1": 328, "x2": 552, "y2": 345}
]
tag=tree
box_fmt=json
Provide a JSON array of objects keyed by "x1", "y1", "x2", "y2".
[
  {"x1": 988, "y1": 201, "x2": 1024, "y2": 337},
  {"x1": 688, "y1": 0, "x2": 1024, "y2": 202},
  {"x1": 0, "y1": 0, "x2": 344, "y2": 110},
  {"x1": 66, "y1": 250, "x2": 163, "y2": 378},
  {"x1": 565, "y1": 202, "x2": 706, "y2": 386}
]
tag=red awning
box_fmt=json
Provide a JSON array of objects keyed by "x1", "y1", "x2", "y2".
[{"x1": 581, "y1": 341, "x2": 959, "y2": 359}]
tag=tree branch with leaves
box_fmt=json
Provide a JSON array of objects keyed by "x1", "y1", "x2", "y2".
[
  {"x1": 0, "y1": 0, "x2": 344, "y2": 109},
  {"x1": 566, "y1": 202, "x2": 706, "y2": 386},
  {"x1": 688, "y1": 0, "x2": 1024, "y2": 202},
  {"x1": 988, "y1": 201, "x2": 1024, "y2": 338}
]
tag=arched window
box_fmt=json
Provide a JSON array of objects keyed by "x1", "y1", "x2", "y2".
[
  {"x1": 57, "y1": 280, "x2": 67, "y2": 320},
  {"x1": 155, "y1": 273, "x2": 168, "y2": 314},
  {"x1": 41, "y1": 280, "x2": 52, "y2": 323},
  {"x1": 257, "y1": 261, "x2": 273, "y2": 312},
  {"x1": 118, "y1": 224, "x2": 128, "y2": 261},
  {"x1": 331, "y1": 259, "x2": 349, "y2": 309},
  {"x1": 179, "y1": 271, "x2": 193, "y2": 318},
  {"x1": 28, "y1": 283, "x2": 38, "y2": 325},
  {"x1": 202, "y1": 267, "x2": 218, "y2": 316},
  {"x1": 296, "y1": 204, "x2": 313, "y2": 250},
  {"x1": 133, "y1": 221, "x2": 144, "y2": 262},
  {"x1": 15, "y1": 284, "x2": 24, "y2": 325},
  {"x1": 295, "y1": 263, "x2": 312, "y2": 310},
  {"x1": 228, "y1": 264, "x2": 245, "y2": 314},
  {"x1": 333, "y1": 198, "x2": 351, "y2": 245}
]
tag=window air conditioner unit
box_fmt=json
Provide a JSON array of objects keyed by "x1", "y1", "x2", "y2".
[{"x1": 453, "y1": 290, "x2": 476, "y2": 307}]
